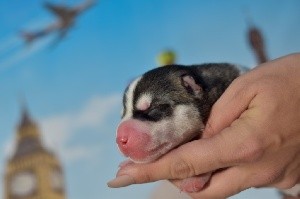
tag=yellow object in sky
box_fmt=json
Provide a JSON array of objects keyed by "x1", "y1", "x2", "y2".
[{"x1": 157, "y1": 50, "x2": 176, "y2": 66}]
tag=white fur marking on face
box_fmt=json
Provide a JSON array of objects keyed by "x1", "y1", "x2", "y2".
[
  {"x1": 123, "y1": 76, "x2": 141, "y2": 120},
  {"x1": 137, "y1": 104, "x2": 204, "y2": 163},
  {"x1": 173, "y1": 105, "x2": 203, "y2": 138},
  {"x1": 136, "y1": 93, "x2": 152, "y2": 111},
  {"x1": 149, "y1": 105, "x2": 203, "y2": 155}
]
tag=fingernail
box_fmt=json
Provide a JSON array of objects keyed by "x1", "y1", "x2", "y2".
[{"x1": 107, "y1": 175, "x2": 135, "y2": 188}]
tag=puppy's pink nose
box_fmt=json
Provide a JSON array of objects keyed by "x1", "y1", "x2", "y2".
[
  {"x1": 116, "y1": 119, "x2": 151, "y2": 160},
  {"x1": 118, "y1": 136, "x2": 128, "y2": 145}
]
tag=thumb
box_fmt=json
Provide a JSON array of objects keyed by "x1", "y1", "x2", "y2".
[
  {"x1": 203, "y1": 75, "x2": 256, "y2": 138},
  {"x1": 107, "y1": 119, "x2": 259, "y2": 188}
]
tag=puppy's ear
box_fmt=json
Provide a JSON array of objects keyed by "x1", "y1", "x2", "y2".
[{"x1": 181, "y1": 75, "x2": 203, "y2": 96}]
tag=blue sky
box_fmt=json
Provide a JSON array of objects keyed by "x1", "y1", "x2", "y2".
[{"x1": 0, "y1": 0, "x2": 299, "y2": 199}]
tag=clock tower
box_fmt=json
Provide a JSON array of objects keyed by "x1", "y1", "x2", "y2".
[{"x1": 4, "y1": 106, "x2": 66, "y2": 199}]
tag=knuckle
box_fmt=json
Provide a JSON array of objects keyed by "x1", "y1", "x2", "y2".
[
  {"x1": 126, "y1": 165, "x2": 161, "y2": 183},
  {"x1": 123, "y1": 166, "x2": 153, "y2": 183},
  {"x1": 238, "y1": 136, "x2": 264, "y2": 163},
  {"x1": 169, "y1": 159, "x2": 195, "y2": 179},
  {"x1": 140, "y1": 171, "x2": 153, "y2": 183}
]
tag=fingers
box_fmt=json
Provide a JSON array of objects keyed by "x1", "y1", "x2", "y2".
[
  {"x1": 108, "y1": 119, "x2": 263, "y2": 188},
  {"x1": 203, "y1": 74, "x2": 256, "y2": 138},
  {"x1": 172, "y1": 167, "x2": 249, "y2": 199},
  {"x1": 204, "y1": 53, "x2": 300, "y2": 139},
  {"x1": 178, "y1": 173, "x2": 212, "y2": 193}
]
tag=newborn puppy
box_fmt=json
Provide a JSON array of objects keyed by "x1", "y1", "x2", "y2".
[
  {"x1": 116, "y1": 63, "x2": 244, "y2": 192},
  {"x1": 117, "y1": 63, "x2": 243, "y2": 163},
  {"x1": 115, "y1": 63, "x2": 300, "y2": 197}
]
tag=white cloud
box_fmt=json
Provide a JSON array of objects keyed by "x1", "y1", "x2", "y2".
[
  {"x1": 40, "y1": 93, "x2": 121, "y2": 163},
  {"x1": 60, "y1": 146, "x2": 97, "y2": 162},
  {"x1": 3, "y1": 135, "x2": 15, "y2": 157},
  {"x1": 75, "y1": 94, "x2": 121, "y2": 128}
]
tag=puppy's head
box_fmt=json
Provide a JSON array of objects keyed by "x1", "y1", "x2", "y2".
[{"x1": 116, "y1": 65, "x2": 207, "y2": 163}]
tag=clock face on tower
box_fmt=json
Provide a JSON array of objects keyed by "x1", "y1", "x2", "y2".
[
  {"x1": 51, "y1": 168, "x2": 64, "y2": 191},
  {"x1": 10, "y1": 171, "x2": 37, "y2": 197}
]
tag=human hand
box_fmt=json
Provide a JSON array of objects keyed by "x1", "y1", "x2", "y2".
[{"x1": 107, "y1": 53, "x2": 300, "y2": 199}]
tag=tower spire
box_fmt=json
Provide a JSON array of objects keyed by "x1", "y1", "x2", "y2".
[
  {"x1": 12, "y1": 99, "x2": 44, "y2": 159},
  {"x1": 19, "y1": 98, "x2": 33, "y2": 128}
]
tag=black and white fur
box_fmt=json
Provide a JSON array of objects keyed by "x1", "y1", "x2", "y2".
[
  {"x1": 116, "y1": 63, "x2": 299, "y2": 197},
  {"x1": 117, "y1": 64, "x2": 242, "y2": 163}
]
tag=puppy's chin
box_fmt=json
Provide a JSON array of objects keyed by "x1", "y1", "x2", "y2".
[
  {"x1": 129, "y1": 153, "x2": 163, "y2": 164},
  {"x1": 128, "y1": 143, "x2": 172, "y2": 163},
  {"x1": 132, "y1": 135, "x2": 202, "y2": 164}
]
